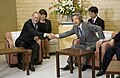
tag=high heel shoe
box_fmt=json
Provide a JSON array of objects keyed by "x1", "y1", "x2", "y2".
[
  {"x1": 43, "y1": 53, "x2": 46, "y2": 59},
  {"x1": 46, "y1": 53, "x2": 50, "y2": 59}
]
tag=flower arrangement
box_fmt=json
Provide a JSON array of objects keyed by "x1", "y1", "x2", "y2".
[{"x1": 49, "y1": 0, "x2": 88, "y2": 17}]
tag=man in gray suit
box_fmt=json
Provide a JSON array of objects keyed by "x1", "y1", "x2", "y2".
[{"x1": 53, "y1": 13, "x2": 105, "y2": 71}]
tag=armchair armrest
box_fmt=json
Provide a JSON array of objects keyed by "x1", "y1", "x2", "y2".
[
  {"x1": 72, "y1": 38, "x2": 80, "y2": 45},
  {"x1": 5, "y1": 37, "x2": 14, "y2": 48}
]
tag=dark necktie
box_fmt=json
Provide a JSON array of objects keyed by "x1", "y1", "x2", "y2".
[
  {"x1": 78, "y1": 28, "x2": 83, "y2": 37},
  {"x1": 92, "y1": 19, "x2": 94, "y2": 24}
]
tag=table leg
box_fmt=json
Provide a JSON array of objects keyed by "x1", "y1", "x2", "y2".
[
  {"x1": 56, "y1": 52, "x2": 60, "y2": 77},
  {"x1": 77, "y1": 57, "x2": 82, "y2": 78},
  {"x1": 22, "y1": 52, "x2": 25, "y2": 71},
  {"x1": 99, "y1": 46, "x2": 102, "y2": 70},
  {"x1": 70, "y1": 56, "x2": 73, "y2": 74},
  {"x1": 25, "y1": 51, "x2": 29, "y2": 75},
  {"x1": 106, "y1": 73, "x2": 110, "y2": 78},
  {"x1": 111, "y1": 74, "x2": 114, "y2": 78},
  {"x1": 92, "y1": 53, "x2": 95, "y2": 78}
]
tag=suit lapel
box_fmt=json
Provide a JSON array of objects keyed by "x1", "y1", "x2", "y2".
[
  {"x1": 81, "y1": 22, "x2": 85, "y2": 40},
  {"x1": 95, "y1": 17, "x2": 99, "y2": 25}
]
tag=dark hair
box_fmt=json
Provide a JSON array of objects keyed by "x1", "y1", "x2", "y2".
[
  {"x1": 39, "y1": 9, "x2": 47, "y2": 17},
  {"x1": 71, "y1": 13, "x2": 83, "y2": 22},
  {"x1": 88, "y1": 6, "x2": 98, "y2": 13}
]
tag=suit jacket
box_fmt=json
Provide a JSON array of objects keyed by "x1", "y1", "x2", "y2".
[
  {"x1": 37, "y1": 19, "x2": 52, "y2": 39},
  {"x1": 59, "y1": 22, "x2": 105, "y2": 45},
  {"x1": 88, "y1": 17, "x2": 105, "y2": 30},
  {"x1": 113, "y1": 31, "x2": 120, "y2": 45},
  {"x1": 16, "y1": 19, "x2": 44, "y2": 42}
]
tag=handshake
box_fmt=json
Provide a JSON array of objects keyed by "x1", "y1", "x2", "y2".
[
  {"x1": 46, "y1": 33, "x2": 58, "y2": 39},
  {"x1": 34, "y1": 33, "x2": 58, "y2": 41}
]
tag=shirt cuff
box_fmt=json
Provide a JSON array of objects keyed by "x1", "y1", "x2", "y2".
[
  {"x1": 44, "y1": 33, "x2": 46, "y2": 37},
  {"x1": 99, "y1": 39, "x2": 104, "y2": 41},
  {"x1": 55, "y1": 34, "x2": 59, "y2": 38}
]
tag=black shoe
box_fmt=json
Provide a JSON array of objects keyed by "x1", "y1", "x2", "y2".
[
  {"x1": 29, "y1": 64, "x2": 35, "y2": 72},
  {"x1": 17, "y1": 63, "x2": 23, "y2": 70},
  {"x1": 96, "y1": 69, "x2": 105, "y2": 77},
  {"x1": 60, "y1": 65, "x2": 74, "y2": 70},
  {"x1": 116, "y1": 74, "x2": 120, "y2": 78},
  {"x1": 82, "y1": 65, "x2": 88, "y2": 71},
  {"x1": 75, "y1": 63, "x2": 78, "y2": 66}
]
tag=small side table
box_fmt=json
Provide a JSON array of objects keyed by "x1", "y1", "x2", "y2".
[
  {"x1": 56, "y1": 48, "x2": 95, "y2": 78},
  {"x1": 0, "y1": 47, "x2": 29, "y2": 75},
  {"x1": 106, "y1": 61, "x2": 120, "y2": 78}
]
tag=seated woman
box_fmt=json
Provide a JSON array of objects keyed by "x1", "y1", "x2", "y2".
[{"x1": 38, "y1": 9, "x2": 52, "y2": 59}]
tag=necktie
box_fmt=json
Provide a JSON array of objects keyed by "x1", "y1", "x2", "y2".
[
  {"x1": 78, "y1": 28, "x2": 83, "y2": 37},
  {"x1": 92, "y1": 19, "x2": 94, "y2": 24}
]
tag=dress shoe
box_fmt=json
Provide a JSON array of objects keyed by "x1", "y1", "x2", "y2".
[
  {"x1": 60, "y1": 65, "x2": 74, "y2": 70},
  {"x1": 82, "y1": 65, "x2": 88, "y2": 71},
  {"x1": 29, "y1": 64, "x2": 35, "y2": 72},
  {"x1": 17, "y1": 63, "x2": 23, "y2": 70},
  {"x1": 116, "y1": 74, "x2": 120, "y2": 78},
  {"x1": 96, "y1": 69, "x2": 105, "y2": 77},
  {"x1": 46, "y1": 53, "x2": 50, "y2": 59}
]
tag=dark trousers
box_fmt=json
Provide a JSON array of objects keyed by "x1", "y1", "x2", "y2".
[
  {"x1": 101, "y1": 45, "x2": 120, "y2": 71},
  {"x1": 15, "y1": 39, "x2": 39, "y2": 64}
]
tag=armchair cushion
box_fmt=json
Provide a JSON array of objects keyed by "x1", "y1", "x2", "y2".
[{"x1": 11, "y1": 31, "x2": 21, "y2": 46}]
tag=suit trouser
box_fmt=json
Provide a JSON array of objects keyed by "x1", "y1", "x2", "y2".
[
  {"x1": 67, "y1": 44, "x2": 96, "y2": 65},
  {"x1": 15, "y1": 39, "x2": 39, "y2": 64},
  {"x1": 101, "y1": 45, "x2": 120, "y2": 71}
]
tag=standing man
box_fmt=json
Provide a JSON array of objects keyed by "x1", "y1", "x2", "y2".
[
  {"x1": 53, "y1": 13, "x2": 105, "y2": 71},
  {"x1": 15, "y1": 12, "x2": 52, "y2": 72},
  {"x1": 88, "y1": 6, "x2": 105, "y2": 30}
]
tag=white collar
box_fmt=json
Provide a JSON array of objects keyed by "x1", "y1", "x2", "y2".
[
  {"x1": 92, "y1": 16, "x2": 97, "y2": 23},
  {"x1": 78, "y1": 23, "x2": 82, "y2": 30}
]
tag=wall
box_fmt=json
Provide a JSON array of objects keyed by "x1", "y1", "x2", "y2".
[
  {"x1": 89, "y1": 0, "x2": 120, "y2": 31},
  {"x1": 0, "y1": 0, "x2": 17, "y2": 48},
  {"x1": 16, "y1": 0, "x2": 58, "y2": 33},
  {"x1": 16, "y1": 0, "x2": 120, "y2": 33}
]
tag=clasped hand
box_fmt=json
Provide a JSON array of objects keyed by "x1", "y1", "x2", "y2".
[{"x1": 46, "y1": 33, "x2": 58, "y2": 39}]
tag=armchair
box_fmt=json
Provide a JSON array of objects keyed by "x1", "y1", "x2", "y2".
[
  {"x1": 73, "y1": 31, "x2": 118, "y2": 69},
  {"x1": 5, "y1": 31, "x2": 42, "y2": 67},
  {"x1": 95, "y1": 31, "x2": 118, "y2": 69}
]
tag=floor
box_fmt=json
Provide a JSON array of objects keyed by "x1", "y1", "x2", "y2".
[{"x1": 0, "y1": 55, "x2": 118, "y2": 78}]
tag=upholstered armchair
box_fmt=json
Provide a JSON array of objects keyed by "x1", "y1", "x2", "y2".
[
  {"x1": 73, "y1": 31, "x2": 118, "y2": 69},
  {"x1": 49, "y1": 39, "x2": 59, "y2": 53},
  {"x1": 95, "y1": 31, "x2": 118, "y2": 69},
  {"x1": 5, "y1": 31, "x2": 42, "y2": 67}
]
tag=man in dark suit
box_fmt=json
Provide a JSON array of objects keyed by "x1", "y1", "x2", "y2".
[
  {"x1": 96, "y1": 31, "x2": 120, "y2": 77},
  {"x1": 53, "y1": 13, "x2": 105, "y2": 71},
  {"x1": 88, "y1": 6, "x2": 105, "y2": 30},
  {"x1": 15, "y1": 12, "x2": 52, "y2": 72}
]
